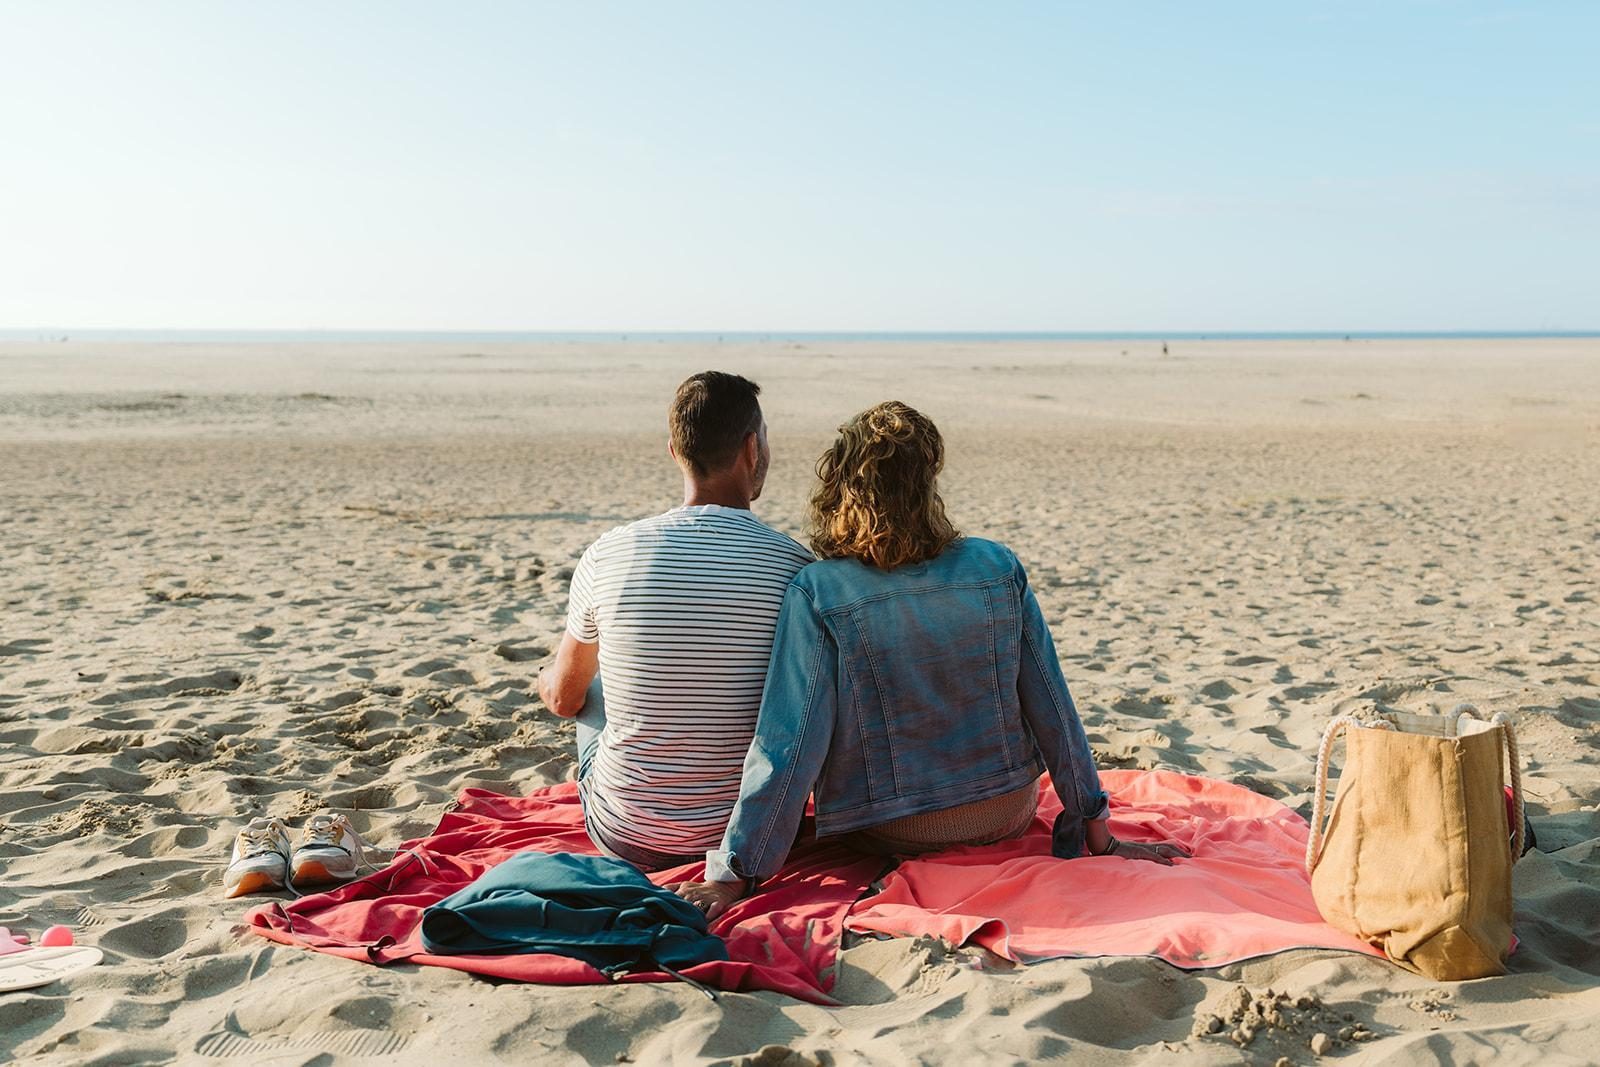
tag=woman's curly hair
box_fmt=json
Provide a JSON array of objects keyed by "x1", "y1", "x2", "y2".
[{"x1": 809, "y1": 401, "x2": 960, "y2": 570}]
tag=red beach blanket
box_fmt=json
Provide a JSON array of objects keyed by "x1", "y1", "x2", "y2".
[
  {"x1": 845, "y1": 769, "x2": 1385, "y2": 967},
  {"x1": 245, "y1": 783, "x2": 884, "y2": 1004}
]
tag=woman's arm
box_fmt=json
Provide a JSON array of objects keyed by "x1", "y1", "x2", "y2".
[
  {"x1": 681, "y1": 582, "x2": 838, "y2": 914},
  {"x1": 1013, "y1": 557, "x2": 1110, "y2": 857},
  {"x1": 1012, "y1": 556, "x2": 1188, "y2": 864}
]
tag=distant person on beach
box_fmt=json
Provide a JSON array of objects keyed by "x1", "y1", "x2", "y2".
[
  {"x1": 538, "y1": 371, "x2": 813, "y2": 870},
  {"x1": 679, "y1": 402, "x2": 1188, "y2": 917}
]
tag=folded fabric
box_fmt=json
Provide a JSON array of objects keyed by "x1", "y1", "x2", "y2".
[
  {"x1": 0, "y1": 927, "x2": 32, "y2": 956},
  {"x1": 845, "y1": 769, "x2": 1387, "y2": 967},
  {"x1": 419, "y1": 851, "x2": 727, "y2": 974},
  {"x1": 246, "y1": 782, "x2": 883, "y2": 1004}
]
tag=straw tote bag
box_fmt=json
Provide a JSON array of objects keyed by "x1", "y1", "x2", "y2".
[{"x1": 1305, "y1": 705, "x2": 1523, "y2": 980}]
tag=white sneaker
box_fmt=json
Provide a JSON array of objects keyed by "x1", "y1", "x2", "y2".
[
  {"x1": 290, "y1": 812, "x2": 369, "y2": 889},
  {"x1": 224, "y1": 817, "x2": 292, "y2": 898}
]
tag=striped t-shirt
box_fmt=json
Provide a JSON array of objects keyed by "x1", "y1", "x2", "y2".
[{"x1": 565, "y1": 505, "x2": 813, "y2": 856}]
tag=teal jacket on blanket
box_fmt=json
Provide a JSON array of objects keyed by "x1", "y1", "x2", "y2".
[
  {"x1": 419, "y1": 851, "x2": 727, "y2": 974},
  {"x1": 707, "y1": 536, "x2": 1110, "y2": 883}
]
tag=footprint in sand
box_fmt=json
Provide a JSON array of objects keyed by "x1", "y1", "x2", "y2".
[
  {"x1": 98, "y1": 908, "x2": 197, "y2": 959},
  {"x1": 403, "y1": 658, "x2": 477, "y2": 686},
  {"x1": 194, "y1": 1029, "x2": 410, "y2": 1059},
  {"x1": 493, "y1": 642, "x2": 549, "y2": 663},
  {"x1": 89, "y1": 670, "x2": 245, "y2": 706}
]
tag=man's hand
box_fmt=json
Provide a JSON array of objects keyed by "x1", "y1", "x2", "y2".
[
  {"x1": 674, "y1": 880, "x2": 746, "y2": 921},
  {"x1": 539, "y1": 633, "x2": 599, "y2": 717}
]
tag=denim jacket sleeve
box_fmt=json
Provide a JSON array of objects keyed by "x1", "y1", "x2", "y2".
[
  {"x1": 705, "y1": 581, "x2": 837, "y2": 883},
  {"x1": 1012, "y1": 556, "x2": 1110, "y2": 858}
]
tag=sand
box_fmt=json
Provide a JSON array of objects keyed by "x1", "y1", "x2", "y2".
[{"x1": 2, "y1": 338, "x2": 1597, "y2": 1065}]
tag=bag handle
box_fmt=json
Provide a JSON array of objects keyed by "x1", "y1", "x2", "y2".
[
  {"x1": 1306, "y1": 714, "x2": 1368, "y2": 876},
  {"x1": 1307, "y1": 708, "x2": 1526, "y2": 874},
  {"x1": 1454, "y1": 704, "x2": 1525, "y2": 859}
]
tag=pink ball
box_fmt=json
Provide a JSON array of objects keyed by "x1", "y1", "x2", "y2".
[{"x1": 39, "y1": 926, "x2": 73, "y2": 947}]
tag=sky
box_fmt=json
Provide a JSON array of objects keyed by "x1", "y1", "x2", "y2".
[{"x1": 0, "y1": 2, "x2": 1595, "y2": 333}]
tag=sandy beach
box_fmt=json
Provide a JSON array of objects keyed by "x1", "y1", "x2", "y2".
[{"x1": 2, "y1": 338, "x2": 1598, "y2": 1065}]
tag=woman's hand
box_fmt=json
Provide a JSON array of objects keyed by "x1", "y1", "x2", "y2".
[
  {"x1": 1098, "y1": 838, "x2": 1191, "y2": 866},
  {"x1": 675, "y1": 880, "x2": 746, "y2": 921}
]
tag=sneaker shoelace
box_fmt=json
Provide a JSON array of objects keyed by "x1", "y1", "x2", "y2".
[
  {"x1": 300, "y1": 814, "x2": 351, "y2": 851},
  {"x1": 297, "y1": 814, "x2": 379, "y2": 878},
  {"x1": 237, "y1": 821, "x2": 289, "y2": 862}
]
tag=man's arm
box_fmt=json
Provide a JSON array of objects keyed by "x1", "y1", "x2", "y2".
[
  {"x1": 543, "y1": 541, "x2": 602, "y2": 717},
  {"x1": 539, "y1": 632, "x2": 599, "y2": 717}
]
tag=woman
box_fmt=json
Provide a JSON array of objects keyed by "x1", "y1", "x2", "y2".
[{"x1": 680, "y1": 402, "x2": 1188, "y2": 918}]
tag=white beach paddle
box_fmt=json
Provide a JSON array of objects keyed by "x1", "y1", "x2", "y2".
[{"x1": 0, "y1": 945, "x2": 103, "y2": 993}]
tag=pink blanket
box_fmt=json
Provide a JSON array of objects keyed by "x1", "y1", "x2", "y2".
[
  {"x1": 246, "y1": 783, "x2": 884, "y2": 1004},
  {"x1": 248, "y1": 771, "x2": 1380, "y2": 1002},
  {"x1": 846, "y1": 769, "x2": 1384, "y2": 966}
]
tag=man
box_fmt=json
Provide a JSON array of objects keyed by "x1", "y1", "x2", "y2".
[{"x1": 538, "y1": 371, "x2": 813, "y2": 870}]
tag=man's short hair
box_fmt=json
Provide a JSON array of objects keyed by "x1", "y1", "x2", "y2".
[{"x1": 669, "y1": 371, "x2": 763, "y2": 476}]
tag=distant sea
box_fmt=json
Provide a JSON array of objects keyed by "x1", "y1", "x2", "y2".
[{"x1": 1, "y1": 330, "x2": 1596, "y2": 343}]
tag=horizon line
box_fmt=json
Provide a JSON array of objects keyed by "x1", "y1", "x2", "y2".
[{"x1": 3, "y1": 327, "x2": 1598, "y2": 342}]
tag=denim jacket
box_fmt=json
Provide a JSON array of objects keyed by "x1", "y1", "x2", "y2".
[{"x1": 705, "y1": 537, "x2": 1109, "y2": 883}]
